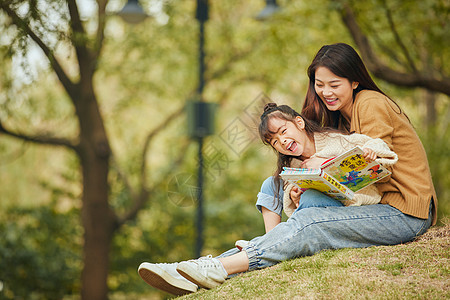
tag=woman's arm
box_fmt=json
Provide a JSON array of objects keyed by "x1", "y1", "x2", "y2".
[
  {"x1": 352, "y1": 92, "x2": 395, "y2": 149},
  {"x1": 261, "y1": 207, "x2": 281, "y2": 233}
]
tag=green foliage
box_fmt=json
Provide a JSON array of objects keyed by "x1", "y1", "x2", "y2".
[
  {"x1": 108, "y1": 142, "x2": 270, "y2": 295},
  {"x1": 420, "y1": 124, "x2": 450, "y2": 221},
  {"x1": 0, "y1": 205, "x2": 82, "y2": 299},
  {"x1": 347, "y1": 0, "x2": 449, "y2": 74}
]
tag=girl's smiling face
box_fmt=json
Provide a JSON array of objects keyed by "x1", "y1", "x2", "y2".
[
  {"x1": 314, "y1": 66, "x2": 358, "y2": 120},
  {"x1": 267, "y1": 116, "x2": 315, "y2": 158}
]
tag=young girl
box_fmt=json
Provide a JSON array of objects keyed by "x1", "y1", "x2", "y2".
[
  {"x1": 234, "y1": 102, "x2": 398, "y2": 250},
  {"x1": 258, "y1": 102, "x2": 397, "y2": 218}
]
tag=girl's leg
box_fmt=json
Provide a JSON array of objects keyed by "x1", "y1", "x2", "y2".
[
  {"x1": 217, "y1": 247, "x2": 240, "y2": 258},
  {"x1": 295, "y1": 189, "x2": 344, "y2": 212}
]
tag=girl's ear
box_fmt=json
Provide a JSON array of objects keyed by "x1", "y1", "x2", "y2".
[
  {"x1": 295, "y1": 116, "x2": 305, "y2": 129},
  {"x1": 352, "y1": 82, "x2": 359, "y2": 89}
]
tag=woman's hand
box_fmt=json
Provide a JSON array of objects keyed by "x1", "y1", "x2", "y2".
[
  {"x1": 301, "y1": 156, "x2": 328, "y2": 169},
  {"x1": 290, "y1": 186, "x2": 303, "y2": 208},
  {"x1": 363, "y1": 148, "x2": 377, "y2": 162}
]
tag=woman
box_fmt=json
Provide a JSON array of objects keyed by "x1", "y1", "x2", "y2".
[{"x1": 137, "y1": 43, "x2": 437, "y2": 295}]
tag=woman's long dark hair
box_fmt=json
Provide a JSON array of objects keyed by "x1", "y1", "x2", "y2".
[
  {"x1": 301, "y1": 43, "x2": 387, "y2": 132},
  {"x1": 259, "y1": 103, "x2": 341, "y2": 203}
]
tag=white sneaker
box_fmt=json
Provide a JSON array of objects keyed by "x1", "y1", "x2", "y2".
[
  {"x1": 235, "y1": 240, "x2": 249, "y2": 251},
  {"x1": 176, "y1": 255, "x2": 228, "y2": 289},
  {"x1": 138, "y1": 262, "x2": 198, "y2": 296}
]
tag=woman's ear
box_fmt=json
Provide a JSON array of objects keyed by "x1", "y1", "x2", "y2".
[
  {"x1": 352, "y1": 82, "x2": 359, "y2": 89},
  {"x1": 296, "y1": 116, "x2": 305, "y2": 129}
]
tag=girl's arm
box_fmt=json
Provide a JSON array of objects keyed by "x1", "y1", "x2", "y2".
[
  {"x1": 300, "y1": 156, "x2": 329, "y2": 169},
  {"x1": 261, "y1": 207, "x2": 281, "y2": 233}
]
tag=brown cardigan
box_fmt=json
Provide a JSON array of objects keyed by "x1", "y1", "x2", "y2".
[{"x1": 346, "y1": 90, "x2": 437, "y2": 225}]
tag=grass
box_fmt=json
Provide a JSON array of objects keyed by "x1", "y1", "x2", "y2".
[{"x1": 177, "y1": 220, "x2": 449, "y2": 300}]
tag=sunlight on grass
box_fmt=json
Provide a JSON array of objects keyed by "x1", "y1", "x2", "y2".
[{"x1": 179, "y1": 223, "x2": 450, "y2": 300}]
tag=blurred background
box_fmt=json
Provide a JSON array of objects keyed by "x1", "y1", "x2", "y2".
[{"x1": 0, "y1": 0, "x2": 448, "y2": 299}]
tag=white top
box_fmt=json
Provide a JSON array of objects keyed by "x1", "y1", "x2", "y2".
[{"x1": 282, "y1": 132, "x2": 398, "y2": 217}]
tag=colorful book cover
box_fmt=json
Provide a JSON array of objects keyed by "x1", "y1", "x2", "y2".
[
  {"x1": 280, "y1": 147, "x2": 391, "y2": 201},
  {"x1": 321, "y1": 147, "x2": 391, "y2": 192}
]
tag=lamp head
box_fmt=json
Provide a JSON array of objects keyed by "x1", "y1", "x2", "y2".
[
  {"x1": 118, "y1": 0, "x2": 148, "y2": 24},
  {"x1": 255, "y1": 0, "x2": 280, "y2": 21}
]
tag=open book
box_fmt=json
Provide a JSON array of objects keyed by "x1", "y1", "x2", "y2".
[{"x1": 280, "y1": 147, "x2": 391, "y2": 201}]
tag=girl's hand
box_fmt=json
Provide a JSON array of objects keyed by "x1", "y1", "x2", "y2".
[
  {"x1": 363, "y1": 148, "x2": 377, "y2": 162},
  {"x1": 290, "y1": 186, "x2": 303, "y2": 208},
  {"x1": 301, "y1": 156, "x2": 328, "y2": 169}
]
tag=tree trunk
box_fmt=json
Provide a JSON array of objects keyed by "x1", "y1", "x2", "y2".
[
  {"x1": 424, "y1": 89, "x2": 437, "y2": 129},
  {"x1": 80, "y1": 156, "x2": 114, "y2": 300},
  {"x1": 75, "y1": 85, "x2": 114, "y2": 300}
]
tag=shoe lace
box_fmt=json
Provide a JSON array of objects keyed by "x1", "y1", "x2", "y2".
[
  {"x1": 188, "y1": 255, "x2": 218, "y2": 269},
  {"x1": 187, "y1": 254, "x2": 212, "y2": 262},
  {"x1": 198, "y1": 254, "x2": 213, "y2": 260}
]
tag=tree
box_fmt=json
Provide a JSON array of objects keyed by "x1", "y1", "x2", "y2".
[
  {"x1": 336, "y1": 0, "x2": 450, "y2": 116},
  {"x1": 0, "y1": 1, "x2": 280, "y2": 298},
  {"x1": 1, "y1": 0, "x2": 127, "y2": 298},
  {"x1": 0, "y1": 0, "x2": 192, "y2": 298}
]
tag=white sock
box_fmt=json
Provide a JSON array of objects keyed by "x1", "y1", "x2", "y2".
[{"x1": 212, "y1": 258, "x2": 228, "y2": 276}]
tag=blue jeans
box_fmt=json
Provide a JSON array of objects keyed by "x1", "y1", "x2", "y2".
[
  {"x1": 294, "y1": 189, "x2": 344, "y2": 212},
  {"x1": 219, "y1": 179, "x2": 433, "y2": 272},
  {"x1": 243, "y1": 203, "x2": 432, "y2": 270}
]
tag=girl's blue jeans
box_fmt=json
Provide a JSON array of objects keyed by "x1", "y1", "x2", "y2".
[{"x1": 219, "y1": 177, "x2": 433, "y2": 272}]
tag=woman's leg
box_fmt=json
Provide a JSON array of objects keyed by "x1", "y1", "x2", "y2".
[
  {"x1": 141, "y1": 204, "x2": 432, "y2": 292},
  {"x1": 244, "y1": 203, "x2": 433, "y2": 271},
  {"x1": 176, "y1": 203, "x2": 432, "y2": 287}
]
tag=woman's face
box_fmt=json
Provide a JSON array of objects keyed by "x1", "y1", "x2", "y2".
[{"x1": 314, "y1": 66, "x2": 358, "y2": 119}]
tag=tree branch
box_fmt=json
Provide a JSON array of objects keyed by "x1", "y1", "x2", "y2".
[
  {"x1": 114, "y1": 137, "x2": 192, "y2": 228},
  {"x1": 0, "y1": 2, "x2": 75, "y2": 96},
  {"x1": 93, "y1": 0, "x2": 108, "y2": 66},
  {"x1": 67, "y1": 0, "x2": 93, "y2": 80},
  {"x1": 141, "y1": 104, "x2": 186, "y2": 184},
  {"x1": 338, "y1": 2, "x2": 450, "y2": 96},
  {"x1": 0, "y1": 120, "x2": 77, "y2": 150},
  {"x1": 111, "y1": 104, "x2": 187, "y2": 227},
  {"x1": 380, "y1": 0, "x2": 417, "y2": 73}
]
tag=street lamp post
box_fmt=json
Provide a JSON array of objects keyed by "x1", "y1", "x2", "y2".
[
  {"x1": 185, "y1": 0, "x2": 215, "y2": 258},
  {"x1": 193, "y1": 0, "x2": 210, "y2": 258}
]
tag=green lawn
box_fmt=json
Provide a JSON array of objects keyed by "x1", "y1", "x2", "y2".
[{"x1": 178, "y1": 221, "x2": 449, "y2": 300}]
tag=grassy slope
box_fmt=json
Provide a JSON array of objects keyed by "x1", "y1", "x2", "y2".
[{"x1": 179, "y1": 221, "x2": 449, "y2": 300}]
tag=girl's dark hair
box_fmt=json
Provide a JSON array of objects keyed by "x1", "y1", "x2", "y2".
[
  {"x1": 259, "y1": 102, "x2": 339, "y2": 203},
  {"x1": 301, "y1": 43, "x2": 387, "y2": 131}
]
